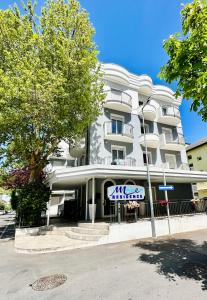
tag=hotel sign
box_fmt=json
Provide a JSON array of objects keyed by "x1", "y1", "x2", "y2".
[{"x1": 107, "y1": 185, "x2": 145, "y2": 201}]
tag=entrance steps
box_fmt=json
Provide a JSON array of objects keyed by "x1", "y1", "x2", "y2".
[{"x1": 65, "y1": 223, "x2": 109, "y2": 242}]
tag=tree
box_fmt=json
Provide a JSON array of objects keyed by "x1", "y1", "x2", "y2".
[
  {"x1": 160, "y1": 0, "x2": 207, "y2": 121},
  {"x1": 0, "y1": 201, "x2": 5, "y2": 211},
  {"x1": 0, "y1": 0, "x2": 104, "y2": 182}
]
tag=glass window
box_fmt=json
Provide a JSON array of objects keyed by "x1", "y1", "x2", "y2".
[
  {"x1": 162, "y1": 107, "x2": 167, "y2": 115},
  {"x1": 141, "y1": 124, "x2": 149, "y2": 134},
  {"x1": 112, "y1": 119, "x2": 123, "y2": 134},
  {"x1": 112, "y1": 149, "x2": 124, "y2": 162},
  {"x1": 143, "y1": 152, "x2": 152, "y2": 165}
]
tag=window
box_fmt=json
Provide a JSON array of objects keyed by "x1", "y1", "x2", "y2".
[
  {"x1": 189, "y1": 163, "x2": 194, "y2": 167},
  {"x1": 141, "y1": 123, "x2": 150, "y2": 134},
  {"x1": 111, "y1": 119, "x2": 123, "y2": 134},
  {"x1": 165, "y1": 154, "x2": 177, "y2": 169},
  {"x1": 139, "y1": 101, "x2": 143, "y2": 106},
  {"x1": 111, "y1": 146, "x2": 126, "y2": 165},
  {"x1": 162, "y1": 127, "x2": 173, "y2": 142},
  {"x1": 162, "y1": 107, "x2": 168, "y2": 116},
  {"x1": 188, "y1": 155, "x2": 192, "y2": 160},
  {"x1": 197, "y1": 156, "x2": 202, "y2": 161},
  {"x1": 143, "y1": 151, "x2": 152, "y2": 165}
]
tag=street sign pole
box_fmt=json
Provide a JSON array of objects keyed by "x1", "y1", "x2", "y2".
[{"x1": 163, "y1": 168, "x2": 171, "y2": 235}]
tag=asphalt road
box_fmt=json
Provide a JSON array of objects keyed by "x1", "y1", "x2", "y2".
[
  {"x1": 0, "y1": 213, "x2": 15, "y2": 240},
  {"x1": 0, "y1": 216, "x2": 207, "y2": 300}
]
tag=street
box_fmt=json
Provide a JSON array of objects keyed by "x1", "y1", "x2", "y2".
[
  {"x1": 0, "y1": 213, "x2": 15, "y2": 240},
  {"x1": 0, "y1": 213, "x2": 207, "y2": 300}
]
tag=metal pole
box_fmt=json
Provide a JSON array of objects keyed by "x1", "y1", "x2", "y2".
[
  {"x1": 85, "y1": 180, "x2": 88, "y2": 221},
  {"x1": 92, "y1": 177, "x2": 95, "y2": 224},
  {"x1": 118, "y1": 202, "x2": 121, "y2": 224},
  {"x1": 142, "y1": 98, "x2": 156, "y2": 238},
  {"x1": 163, "y1": 168, "x2": 171, "y2": 234}
]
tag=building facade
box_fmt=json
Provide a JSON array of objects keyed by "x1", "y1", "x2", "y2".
[
  {"x1": 47, "y1": 64, "x2": 207, "y2": 222},
  {"x1": 186, "y1": 138, "x2": 207, "y2": 199}
]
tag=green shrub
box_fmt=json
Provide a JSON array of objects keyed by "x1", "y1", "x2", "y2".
[
  {"x1": 11, "y1": 190, "x2": 19, "y2": 211},
  {"x1": 0, "y1": 201, "x2": 5, "y2": 210},
  {"x1": 15, "y1": 182, "x2": 51, "y2": 226}
]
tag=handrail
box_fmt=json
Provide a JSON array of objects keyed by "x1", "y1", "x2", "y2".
[
  {"x1": 103, "y1": 156, "x2": 136, "y2": 166},
  {"x1": 105, "y1": 89, "x2": 132, "y2": 107},
  {"x1": 161, "y1": 105, "x2": 180, "y2": 118},
  {"x1": 142, "y1": 100, "x2": 157, "y2": 112},
  {"x1": 163, "y1": 132, "x2": 185, "y2": 145},
  {"x1": 139, "y1": 132, "x2": 159, "y2": 138},
  {"x1": 104, "y1": 121, "x2": 134, "y2": 137}
]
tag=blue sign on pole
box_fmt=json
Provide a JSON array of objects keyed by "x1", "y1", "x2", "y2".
[{"x1": 159, "y1": 185, "x2": 174, "y2": 191}]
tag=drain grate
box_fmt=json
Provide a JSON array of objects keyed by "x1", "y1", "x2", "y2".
[{"x1": 31, "y1": 274, "x2": 67, "y2": 291}]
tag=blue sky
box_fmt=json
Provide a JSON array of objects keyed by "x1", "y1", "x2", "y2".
[{"x1": 1, "y1": 0, "x2": 206, "y2": 143}]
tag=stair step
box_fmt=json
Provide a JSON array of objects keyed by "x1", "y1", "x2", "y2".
[
  {"x1": 78, "y1": 222, "x2": 109, "y2": 230},
  {"x1": 71, "y1": 227, "x2": 108, "y2": 235},
  {"x1": 65, "y1": 231, "x2": 103, "y2": 241}
]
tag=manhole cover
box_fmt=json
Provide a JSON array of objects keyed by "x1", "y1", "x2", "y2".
[{"x1": 31, "y1": 274, "x2": 67, "y2": 291}]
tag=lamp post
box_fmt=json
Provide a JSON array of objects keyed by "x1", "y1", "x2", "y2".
[{"x1": 141, "y1": 97, "x2": 156, "y2": 238}]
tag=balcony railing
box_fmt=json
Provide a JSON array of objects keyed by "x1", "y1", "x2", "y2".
[
  {"x1": 105, "y1": 89, "x2": 132, "y2": 107},
  {"x1": 162, "y1": 133, "x2": 185, "y2": 145},
  {"x1": 104, "y1": 122, "x2": 134, "y2": 138},
  {"x1": 161, "y1": 105, "x2": 180, "y2": 118},
  {"x1": 162, "y1": 162, "x2": 189, "y2": 170},
  {"x1": 98, "y1": 157, "x2": 136, "y2": 167}
]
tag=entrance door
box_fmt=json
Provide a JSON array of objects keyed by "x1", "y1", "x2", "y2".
[{"x1": 102, "y1": 180, "x2": 116, "y2": 217}]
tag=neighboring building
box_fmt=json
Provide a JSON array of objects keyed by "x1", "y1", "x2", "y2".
[
  {"x1": 47, "y1": 63, "x2": 207, "y2": 222},
  {"x1": 186, "y1": 137, "x2": 207, "y2": 199}
]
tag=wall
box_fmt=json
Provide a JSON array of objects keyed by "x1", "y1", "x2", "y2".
[
  {"x1": 187, "y1": 144, "x2": 207, "y2": 198},
  {"x1": 89, "y1": 78, "x2": 188, "y2": 169},
  {"x1": 98, "y1": 214, "x2": 207, "y2": 245}
]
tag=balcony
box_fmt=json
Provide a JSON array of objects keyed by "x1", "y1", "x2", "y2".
[
  {"x1": 158, "y1": 105, "x2": 181, "y2": 126},
  {"x1": 160, "y1": 133, "x2": 185, "y2": 151},
  {"x1": 141, "y1": 100, "x2": 157, "y2": 121},
  {"x1": 102, "y1": 157, "x2": 136, "y2": 167},
  {"x1": 69, "y1": 138, "x2": 86, "y2": 158},
  {"x1": 163, "y1": 162, "x2": 189, "y2": 170},
  {"x1": 139, "y1": 133, "x2": 159, "y2": 148},
  {"x1": 104, "y1": 122, "x2": 134, "y2": 143},
  {"x1": 104, "y1": 89, "x2": 132, "y2": 113}
]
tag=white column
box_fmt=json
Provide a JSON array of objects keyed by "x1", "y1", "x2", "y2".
[
  {"x1": 85, "y1": 180, "x2": 88, "y2": 221},
  {"x1": 92, "y1": 177, "x2": 95, "y2": 224},
  {"x1": 47, "y1": 183, "x2": 52, "y2": 227}
]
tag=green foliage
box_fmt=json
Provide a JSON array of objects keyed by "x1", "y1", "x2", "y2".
[
  {"x1": 0, "y1": 0, "x2": 104, "y2": 181},
  {"x1": 14, "y1": 182, "x2": 51, "y2": 226},
  {"x1": 11, "y1": 190, "x2": 18, "y2": 211},
  {"x1": 160, "y1": 0, "x2": 207, "y2": 121},
  {"x1": 0, "y1": 201, "x2": 5, "y2": 210}
]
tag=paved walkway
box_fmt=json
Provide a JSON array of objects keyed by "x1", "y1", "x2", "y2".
[
  {"x1": 15, "y1": 233, "x2": 96, "y2": 253},
  {"x1": 1, "y1": 229, "x2": 207, "y2": 299}
]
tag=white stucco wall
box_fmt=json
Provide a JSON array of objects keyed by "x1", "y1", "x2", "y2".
[{"x1": 99, "y1": 214, "x2": 207, "y2": 244}]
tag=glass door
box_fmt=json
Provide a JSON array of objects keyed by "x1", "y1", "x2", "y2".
[
  {"x1": 112, "y1": 119, "x2": 123, "y2": 134},
  {"x1": 112, "y1": 148, "x2": 124, "y2": 165}
]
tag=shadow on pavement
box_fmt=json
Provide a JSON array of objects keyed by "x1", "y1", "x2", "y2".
[
  {"x1": 0, "y1": 225, "x2": 15, "y2": 239},
  {"x1": 134, "y1": 238, "x2": 207, "y2": 290}
]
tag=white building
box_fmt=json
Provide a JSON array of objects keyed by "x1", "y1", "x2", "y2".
[{"x1": 47, "y1": 63, "x2": 207, "y2": 223}]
